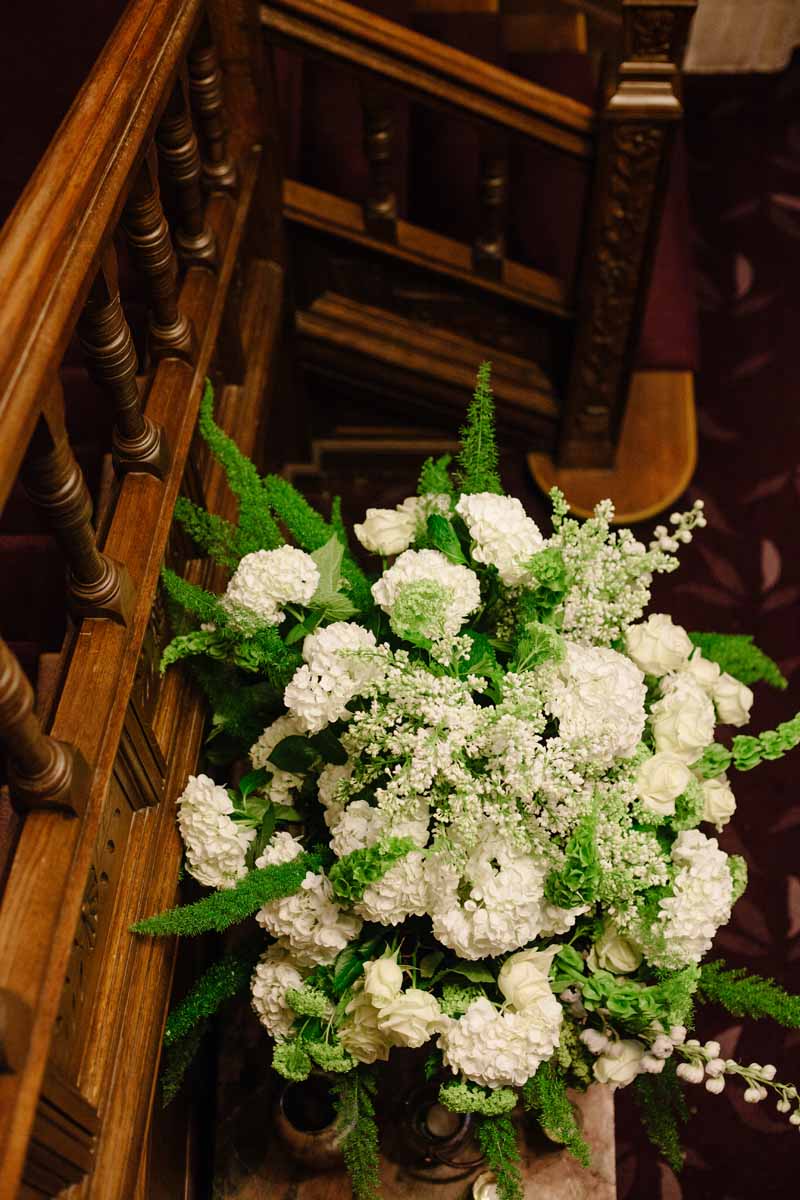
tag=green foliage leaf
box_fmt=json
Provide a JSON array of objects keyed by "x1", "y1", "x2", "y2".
[
  {"x1": 437, "y1": 960, "x2": 495, "y2": 985},
  {"x1": 688, "y1": 632, "x2": 787, "y2": 690},
  {"x1": 246, "y1": 805, "x2": 277, "y2": 867},
  {"x1": 268, "y1": 734, "x2": 320, "y2": 773},
  {"x1": 426, "y1": 514, "x2": 466, "y2": 564},
  {"x1": 161, "y1": 1020, "x2": 208, "y2": 1107},
  {"x1": 331, "y1": 1070, "x2": 382, "y2": 1200},
  {"x1": 311, "y1": 534, "x2": 345, "y2": 595},
  {"x1": 417, "y1": 453, "x2": 454, "y2": 497},
  {"x1": 545, "y1": 809, "x2": 599, "y2": 909},
  {"x1": 173, "y1": 496, "x2": 243, "y2": 569},
  {"x1": 239, "y1": 768, "x2": 269, "y2": 800},
  {"x1": 130, "y1": 853, "x2": 320, "y2": 937},
  {"x1": 475, "y1": 1113, "x2": 524, "y2": 1200},
  {"x1": 634, "y1": 1059, "x2": 688, "y2": 1173},
  {"x1": 698, "y1": 960, "x2": 800, "y2": 1027},
  {"x1": 331, "y1": 935, "x2": 387, "y2": 996},
  {"x1": 164, "y1": 948, "x2": 260, "y2": 1047},
  {"x1": 329, "y1": 837, "x2": 415, "y2": 903}
]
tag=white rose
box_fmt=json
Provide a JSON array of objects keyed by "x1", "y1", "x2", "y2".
[
  {"x1": 593, "y1": 1039, "x2": 645, "y2": 1088},
  {"x1": 363, "y1": 954, "x2": 404, "y2": 1007},
  {"x1": 498, "y1": 945, "x2": 559, "y2": 1012},
  {"x1": 650, "y1": 677, "x2": 715, "y2": 763},
  {"x1": 701, "y1": 775, "x2": 737, "y2": 831},
  {"x1": 625, "y1": 614, "x2": 693, "y2": 677},
  {"x1": 472, "y1": 1172, "x2": 499, "y2": 1200},
  {"x1": 376, "y1": 988, "x2": 442, "y2": 1048},
  {"x1": 684, "y1": 650, "x2": 721, "y2": 691},
  {"x1": 354, "y1": 506, "x2": 416, "y2": 556},
  {"x1": 587, "y1": 922, "x2": 642, "y2": 974},
  {"x1": 635, "y1": 752, "x2": 691, "y2": 816},
  {"x1": 339, "y1": 988, "x2": 392, "y2": 1064},
  {"x1": 712, "y1": 672, "x2": 754, "y2": 727}
]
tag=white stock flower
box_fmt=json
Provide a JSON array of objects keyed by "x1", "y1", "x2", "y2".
[
  {"x1": 548, "y1": 642, "x2": 646, "y2": 765},
  {"x1": 625, "y1": 614, "x2": 693, "y2": 677},
  {"x1": 438, "y1": 996, "x2": 562, "y2": 1089},
  {"x1": 283, "y1": 621, "x2": 379, "y2": 733},
  {"x1": 700, "y1": 775, "x2": 737, "y2": 831},
  {"x1": 587, "y1": 922, "x2": 642, "y2": 974},
  {"x1": 355, "y1": 851, "x2": 430, "y2": 926},
  {"x1": 648, "y1": 830, "x2": 734, "y2": 969},
  {"x1": 176, "y1": 773, "x2": 255, "y2": 890},
  {"x1": 224, "y1": 546, "x2": 319, "y2": 624},
  {"x1": 256, "y1": 870, "x2": 362, "y2": 968},
  {"x1": 712, "y1": 672, "x2": 754, "y2": 727},
  {"x1": 251, "y1": 942, "x2": 305, "y2": 1040},
  {"x1": 354, "y1": 506, "x2": 417, "y2": 556},
  {"x1": 338, "y1": 987, "x2": 392, "y2": 1064},
  {"x1": 650, "y1": 675, "x2": 715, "y2": 763},
  {"x1": 377, "y1": 988, "x2": 442, "y2": 1049},
  {"x1": 593, "y1": 1039, "x2": 645, "y2": 1088},
  {"x1": 363, "y1": 954, "x2": 404, "y2": 1007},
  {"x1": 455, "y1": 493, "x2": 544, "y2": 586},
  {"x1": 498, "y1": 946, "x2": 560, "y2": 1012},
  {"x1": 371, "y1": 550, "x2": 480, "y2": 641},
  {"x1": 635, "y1": 752, "x2": 691, "y2": 817}
]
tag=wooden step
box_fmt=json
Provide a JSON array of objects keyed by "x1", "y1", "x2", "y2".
[{"x1": 528, "y1": 369, "x2": 696, "y2": 523}]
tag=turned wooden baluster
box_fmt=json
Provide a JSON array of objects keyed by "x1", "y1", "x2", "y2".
[
  {"x1": 188, "y1": 15, "x2": 237, "y2": 194},
  {"x1": 473, "y1": 146, "x2": 508, "y2": 280},
  {"x1": 361, "y1": 88, "x2": 397, "y2": 241},
  {"x1": 0, "y1": 639, "x2": 90, "y2": 814},
  {"x1": 77, "y1": 244, "x2": 170, "y2": 478},
  {"x1": 21, "y1": 382, "x2": 135, "y2": 625},
  {"x1": 156, "y1": 77, "x2": 218, "y2": 268},
  {"x1": 121, "y1": 146, "x2": 195, "y2": 363}
]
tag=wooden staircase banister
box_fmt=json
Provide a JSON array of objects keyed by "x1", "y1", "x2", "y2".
[
  {"x1": 0, "y1": 0, "x2": 205, "y2": 513},
  {"x1": 259, "y1": 0, "x2": 596, "y2": 156}
]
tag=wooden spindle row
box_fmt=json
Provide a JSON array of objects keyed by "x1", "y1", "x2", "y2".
[{"x1": 358, "y1": 92, "x2": 509, "y2": 276}]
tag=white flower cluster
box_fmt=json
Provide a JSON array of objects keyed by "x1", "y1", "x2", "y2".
[
  {"x1": 176, "y1": 774, "x2": 254, "y2": 889},
  {"x1": 283, "y1": 621, "x2": 379, "y2": 733},
  {"x1": 249, "y1": 713, "x2": 307, "y2": 805},
  {"x1": 224, "y1": 546, "x2": 319, "y2": 625},
  {"x1": 649, "y1": 830, "x2": 734, "y2": 968},
  {"x1": 439, "y1": 987, "x2": 562, "y2": 1089},
  {"x1": 339, "y1": 954, "x2": 442, "y2": 1064},
  {"x1": 251, "y1": 942, "x2": 305, "y2": 1040},
  {"x1": 455, "y1": 492, "x2": 544, "y2": 586},
  {"x1": 548, "y1": 642, "x2": 646, "y2": 765}
]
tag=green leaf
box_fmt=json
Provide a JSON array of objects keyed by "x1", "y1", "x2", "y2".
[
  {"x1": 426, "y1": 514, "x2": 466, "y2": 564},
  {"x1": 247, "y1": 805, "x2": 277, "y2": 867},
  {"x1": 274, "y1": 804, "x2": 303, "y2": 822},
  {"x1": 331, "y1": 935, "x2": 386, "y2": 996},
  {"x1": 309, "y1": 728, "x2": 349, "y2": 765},
  {"x1": 311, "y1": 535, "x2": 345, "y2": 597},
  {"x1": 239, "y1": 768, "x2": 269, "y2": 800},
  {"x1": 285, "y1": 621, "x2": 312, "y2": 645},
  {"x1": 311, "y1": 591, "x2": 358, "y2": 622},
  {"x1": 420, "y1": 951, "x2": 445, "y2": 979},
  {"x1": 268, "y1": 735, "x2": 319, "y2": 773},
  {"x1": 438, "y1": 961, "x2": 495, "y2": 985}
]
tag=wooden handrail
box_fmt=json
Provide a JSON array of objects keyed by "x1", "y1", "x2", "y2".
[
  {"x1": 259, "y1": 0, "x2": 595, "y2": 157},
  {"x1": 0, "y1": 0, "x2": 204, "y2": 514}
]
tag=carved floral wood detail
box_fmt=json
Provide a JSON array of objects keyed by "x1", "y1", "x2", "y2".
[{"x1": 630, "y1": 8, "x2": 677, "y2": 61}]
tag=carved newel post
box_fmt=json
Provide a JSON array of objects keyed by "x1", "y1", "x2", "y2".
[{"x1": 560, "y1": 0, "x2": 698, "y2": 468}]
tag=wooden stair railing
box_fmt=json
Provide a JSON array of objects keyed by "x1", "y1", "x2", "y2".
[
  {"x1": 0, "y1": 1, "x2": 293, "y2": 1195},
  {"x1": 260, "y1": 0, "x2": 697, "y2": 469}
]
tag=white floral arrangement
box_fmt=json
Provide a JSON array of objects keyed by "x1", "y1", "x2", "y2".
[{"x1": 138, "y1": 372, "x2": 800, "y2": 1200}]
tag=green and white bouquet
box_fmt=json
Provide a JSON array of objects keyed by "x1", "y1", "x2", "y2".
[{"x1": 137, "y1": 368, "x2": 800, "y2": 1200}]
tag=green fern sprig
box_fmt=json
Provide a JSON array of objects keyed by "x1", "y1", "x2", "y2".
[
  {"x1": 130, "y1": 854, "x2": 321, "y2": 937},
  {"x1": 417, "y1": 453, "x2": 454, "y2": 497},
  {"x1": 161, "y1": 1020, "x2": 209, "y2": 1106},
  {"x1": 522, "y1": 1061, "x2": 590, "y2": 1167},
  {"x1": 198, "y1": 381, "x2": 283, "y2": 553},
  {"x1": 456, "y1": 361, "x2": 502, "y2": 495},
  {"x1": 332, "y1": 1069, "x2": 382, "y2": 1200},
  {"x1": 475, "y1": 1113, "x2": 524, "y2": 1200},
  {"x1": 634, "y1": 1059, "x2": 688, "y2": 1173},
  {"x1": 698, "y1": 960, "x2": 800, "y2": 1026},
  {"x1": 688, "y1": 632, "x2": 787, "y2": 690},
  {"x1": 164, "y1": 948, "x2": 260, "y2": 1046},
  {"x1": 173, "y1": 496, "x2": 243, "y2": 570}
]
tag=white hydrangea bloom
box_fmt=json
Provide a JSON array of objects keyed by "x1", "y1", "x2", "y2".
[
  {"x1": 355, "y1": 851, "x2": 429, "y2": 925},
  {"x1": 284, "y1": 622, "x2": 380, "y2": 733},
  {"x1": 249, "y1": 713, "x2": 307, "y2": 805},
  {"x1": 548, "y1": 642, "x2": 646, "y2": 765},
  {"x1": 426, "y1": 839, "x2": 578, "y2": 959},
  {"x1": 649, "y1": 830, "x2": 734, "y2": 968},
  {"x1": 438, "y1": 995, "x2": 562, "y2": 1088},
  {"x1": 317, "y1": 761, "x2": 353, "y2": 829},
  {"x1": 371, "y1": 550, "x2": 480, "y2": 641},
  {"x1": 251, "y1": 941, "x2": 305, "y2": 1040},
  {"x1": 650, "y1": 674, "x2": 716, "y2": 763},
  {"x1": 224, "y1": 546, "x2": 320, "y2": 625},
  {"x1": 255, "y1": 830, "x2": 304, "y2": 869},
  {"x1": 176, "y1": 773, "x2": 255, "y2": 889},
  {"x1": 455, "y1": 492, "x2": 544, "y2": 586},
  {"x1": 256, "y1": 870, "x2": 362, "y2": 968},
  {"x1": 625, "y1": 613, "x2": 693, "y2": 676},
  {"x1": 329, "y1": 798, "x2": 429, "y2": 859}
]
